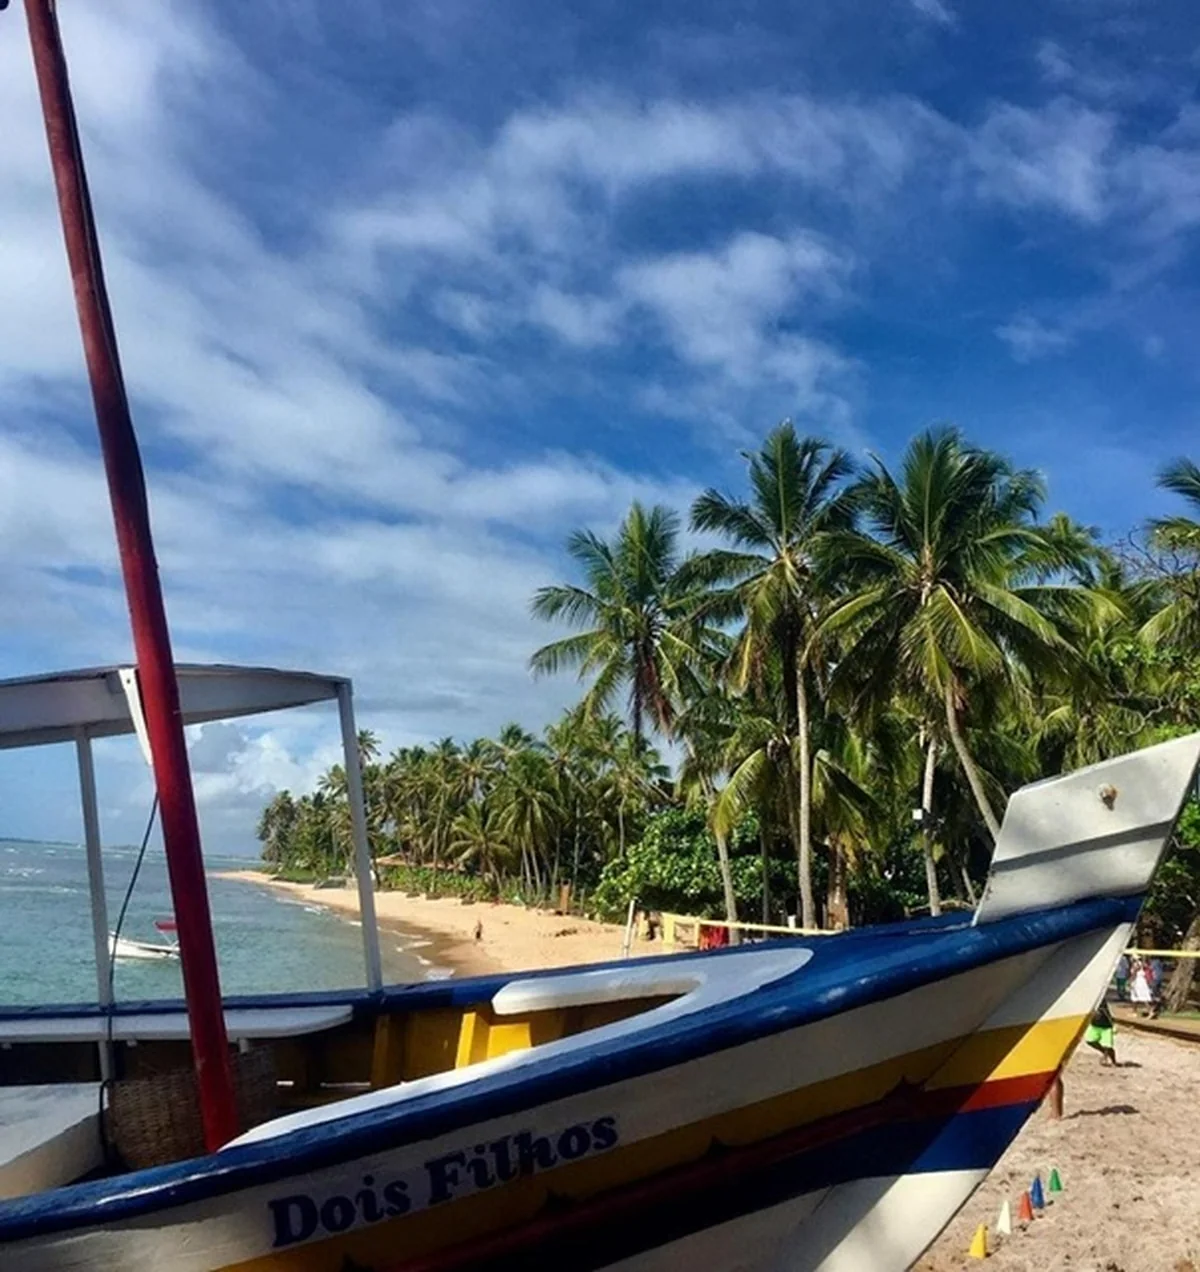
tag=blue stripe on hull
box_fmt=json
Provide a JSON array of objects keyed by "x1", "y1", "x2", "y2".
[{"x1": 457, "y1": 1102, "x2": 1035, "y2": 1271}]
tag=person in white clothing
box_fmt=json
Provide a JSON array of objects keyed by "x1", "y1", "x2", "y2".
[{"x1": 1129, "y1": 956, "x2": 1154, "y2": 1016}]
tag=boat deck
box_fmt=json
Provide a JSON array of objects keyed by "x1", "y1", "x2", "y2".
[
  {"x1": 0, "y1": 1004, "x2": 352, "y2": 1045},
  {"x1": 0, "y1": 1085, "x2": 103, "y2": 1200}
]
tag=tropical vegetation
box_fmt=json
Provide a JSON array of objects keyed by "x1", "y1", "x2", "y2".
[{"x1": 259, "y1": 423, "x2": 1200, "y2": 1004}]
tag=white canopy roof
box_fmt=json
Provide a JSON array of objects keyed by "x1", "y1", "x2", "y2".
[{"x1": 0, "y1": 664, "x2": 346, "y2": 751}]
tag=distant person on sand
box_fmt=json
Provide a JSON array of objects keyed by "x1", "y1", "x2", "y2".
[
  {"x1": 474, "y1": 920, "x2": 483, "y2": 942},
  {"x1": 1115, "y1": 953, "x2": 1129, "y2": 1001},
  {"x1": 1084, "y1": 1000, "x2": 1117, "y2": 1066},
  {"x1": 1130, "y1": 956, "x2": 1154, "y2": 1016}
]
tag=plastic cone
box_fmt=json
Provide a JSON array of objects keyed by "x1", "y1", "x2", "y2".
[
  {"x1": 996, "y1": 1198, "x2": 1013, "y2": 1237},
  {"x1": 968, "y1": 1224, "x2": 989, "y2": 1259},
  {"x1": 1017, "y1": 1191, "x2": 1035, "y2": 1224},
  {"x1": 1048, "y1": 1167, "x2": 1063, "y2": 1194},
  {"x1": 1030, "y1": 1174, "x2": 1046, "y2": 1211}
]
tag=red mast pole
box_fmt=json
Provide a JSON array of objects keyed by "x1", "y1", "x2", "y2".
[{"x1": 22, "y1": 0, "x2": 238, "y2": 1150}]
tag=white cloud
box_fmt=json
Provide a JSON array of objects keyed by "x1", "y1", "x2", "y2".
[
  {"x1": 994, "y1": 315, "x2": 1074, "y2": 362},
  {"x1": 971, "y1": 99, "x2": 1115, "y2": 223},
  {"x1": 620, "y1": 231, "x2": 851, "y2": 372},
  {"x1": 910, "y1": 0, "x2": 957, "y2": 27},
  {"x1": 527, "y1": 286, "x2": 624, "y2": 348}
]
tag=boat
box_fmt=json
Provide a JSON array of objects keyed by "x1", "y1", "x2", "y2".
[
  {"x1": 2, "y1": 3, "x2": 1197, "y2": 1268},
  {"x1": 1, "y1": 672, "x2": 1197, "y2": 1270},
  {"x1": 109, "y1": 933, "x2": 180, "y2": 962}
]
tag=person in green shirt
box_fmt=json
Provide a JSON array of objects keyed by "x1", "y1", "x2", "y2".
[{"x1": 1084, "y1": 1000, "x2": 1117, "y2": 1066}]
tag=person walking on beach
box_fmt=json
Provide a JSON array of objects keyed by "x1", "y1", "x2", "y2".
[
  {"x1": 1084, "y1": 1000, "x2": 1117, "y2": 1066},
  {"x1": 1130, "y1": 956, "x2": 1154, "y2": 1016},
  {"x1": 1115, "y1": 953, "x2": 1129, "y2": 1001}
]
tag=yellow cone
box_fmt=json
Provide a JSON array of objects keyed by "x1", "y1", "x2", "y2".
[{"x1": 968, "y1": 1223, "x2": 989, "y2": 1259}]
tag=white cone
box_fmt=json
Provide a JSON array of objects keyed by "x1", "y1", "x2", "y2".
[{"x1": 996, "y1": 1197, "x2": 1013, "y2": 1237}]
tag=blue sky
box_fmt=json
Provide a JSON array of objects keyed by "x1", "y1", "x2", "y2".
[{"x1": 2, "y1": 0, "x2": 1200, "y2": 853}]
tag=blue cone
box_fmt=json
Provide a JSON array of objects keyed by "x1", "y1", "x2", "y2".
[{"x1": 1030, "y1": 1174, "x2": 1046, "y2": 1210}]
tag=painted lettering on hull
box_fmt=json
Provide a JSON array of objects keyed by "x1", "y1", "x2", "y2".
[{"x1": 269, "y1": 1116, "x2": 619, "y2": 1249}]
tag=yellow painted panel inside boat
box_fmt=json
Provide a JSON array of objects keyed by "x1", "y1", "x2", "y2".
[
  {"x1": 925, "y1": 1014, "x2": 1086, "y2": 1089},
  {"x1": 370, "y1": 1015, "x2": 405, "y2": 1090},
  {"x1": 399, "y1": 1008, "x2": 475, "y2": 1081}
]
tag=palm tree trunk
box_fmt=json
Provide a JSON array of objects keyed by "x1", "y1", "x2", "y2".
[
  {"x1": 526, "y1": 833, "x2": 543, "y2": 902},
  {"x1": 714, "y1": 828, "x2": 740, "y2": 945},
  {"x1": 760, "y1": 825, "x2": 771, "y2": 925},
  {"x1": 921, "y1": 734, "x2": 941, "y2": 917},
  {"x1": 943, "y1": 681, "x2": 1001, "y2": 843},
  {"x1": 781, "y1": 769, "x2": 806, "y2": 928},
  {"x1": 618, "y1": 804, "x2": 626, "y2": 859},
  {"x1": 795, "y1": 672, "x2": 816, "y2": 930},
  {"x1": 1165, "y1": 910, "x2": 1200, "y2": 1014},
  {"x1": 826, "y1": 838, "x2": 849, "y2": 930},
  {"x1": 432, "y1": 787, "x2": 447, "y2": 896},
  {"x1": 570, "y1": 799, "x2": 581, "y2": 908},
  {"x1": 958, "y1": 854, "x2": 978, "y2": 906}
]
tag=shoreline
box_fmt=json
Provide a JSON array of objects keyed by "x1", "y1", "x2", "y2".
[{"x1": 213, "y1": 870, "x2": 656, "y2": 980}]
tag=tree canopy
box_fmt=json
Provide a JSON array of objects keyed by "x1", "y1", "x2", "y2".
[{"x1": 259, "y1": 426, "x2": 1200, "y2": 951}]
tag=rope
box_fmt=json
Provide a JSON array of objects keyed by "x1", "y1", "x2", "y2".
[{"x1": 98, "y1": 794, "x2": 160, "y2": 1163}]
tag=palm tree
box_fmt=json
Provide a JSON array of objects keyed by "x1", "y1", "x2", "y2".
[
  {"x1": 530, "y1": 502, "x2": 718, "y2": 743},
  {"x1": 810, "y1": 724, "x2": 878, "y2": 931},
  {"x1": 707, "y1": 685, "x2": 800, "y2": 927},
  {"x1": 1141, "y1": 458, "x2": 1200, "y2": 650},
  {"x1": 256, "y1": 791, "x2": 297, "y2": 866},
  {"x1": 494, "y1": 749, "x2": 561, "y2": 901},
  {"x1": 822, "y1": 427, "x2": 1088, "y2": 845},
  {"x1": 1140, "y1": 458, "x2": 1200, "y2": 1013},
  {"x1": 676, "y1": 690, "x2": 746, "y2": 930},
  {"x1": 450, "y1": 802, "x2": 511, "y2": 891},
  {"x1": 690, "y1": 423, "x2": 855, "y2": 927}
]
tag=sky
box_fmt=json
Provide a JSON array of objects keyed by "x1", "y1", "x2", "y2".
[{"x1": 2, "y1": 0, "x2": 1200, "y2": 854}]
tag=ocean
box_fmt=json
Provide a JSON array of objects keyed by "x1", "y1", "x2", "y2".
[{"x1": 0, "y1": 839, "x2": 440, "y2": 1007}]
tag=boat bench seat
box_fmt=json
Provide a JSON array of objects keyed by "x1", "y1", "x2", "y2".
[
  {"x1": 0, "y1": 1084, "x2": 103, "y2": 1200},
  {"x1": 0, "y1": 1004, "x2": 353, "y2": 1046}
]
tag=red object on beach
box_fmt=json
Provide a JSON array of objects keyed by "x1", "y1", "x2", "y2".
[
  {"x1": 1017, "y1": 1191, "x2": 1035, "y2": 1224},
  {"x1": 21, "y1": 0, "x2": 238, "y2": 1149}
]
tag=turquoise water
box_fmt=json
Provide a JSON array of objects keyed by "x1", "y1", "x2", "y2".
[{"x1": 0, "y1": 839, "x2": 438, "y2": 1007}]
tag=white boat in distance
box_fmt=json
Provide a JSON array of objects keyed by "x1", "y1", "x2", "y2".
[{"x1": 108, "y1": 933, "x2": 179, "y2": 962}]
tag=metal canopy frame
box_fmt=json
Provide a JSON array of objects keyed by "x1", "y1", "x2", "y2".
[{"x1": 0, "y1": 664, "x2": 384, "y2": 1010}]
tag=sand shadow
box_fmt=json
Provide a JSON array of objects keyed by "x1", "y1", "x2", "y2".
[
  {"x1": 1116, "y1": 1060, "x2": 1143, "y2": 1069},
  {"x1": 1067, "y1": 1104, "x2": 1138, "y2": 1119}
]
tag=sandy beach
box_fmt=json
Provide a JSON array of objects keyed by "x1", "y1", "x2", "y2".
[
  {"x1": 920, "y1": 1028, "x2": 1200, "y2": 1272},
  {"x1": 215, "y1": 870, "x2": 657, "y2": 977}
]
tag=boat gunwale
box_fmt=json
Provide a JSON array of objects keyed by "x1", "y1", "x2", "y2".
[{"x1": 0, "y1": 895, "x2": 1136, "y2": 1243}]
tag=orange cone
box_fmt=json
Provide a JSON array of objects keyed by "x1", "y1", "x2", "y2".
[
  {"x1": 968, "y1": 1223, "x2": 989, "y2": 1258},
  {"x1": 1017, "y1": 1190, "x2": 1035, "y2": 1224}
]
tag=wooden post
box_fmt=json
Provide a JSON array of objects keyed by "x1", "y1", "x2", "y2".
[{"x1": 23, "y1": 0, "x2": 236, "y2": 1147}]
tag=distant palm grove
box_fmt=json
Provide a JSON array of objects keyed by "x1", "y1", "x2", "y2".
[{"x1": 260, "y1": 425, "x2": 1200, "y2": 1006}]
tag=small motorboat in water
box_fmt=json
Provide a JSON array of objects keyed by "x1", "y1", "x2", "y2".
[{"x1": 108, "y1": 933, "x2": 179, "y2": 962}]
